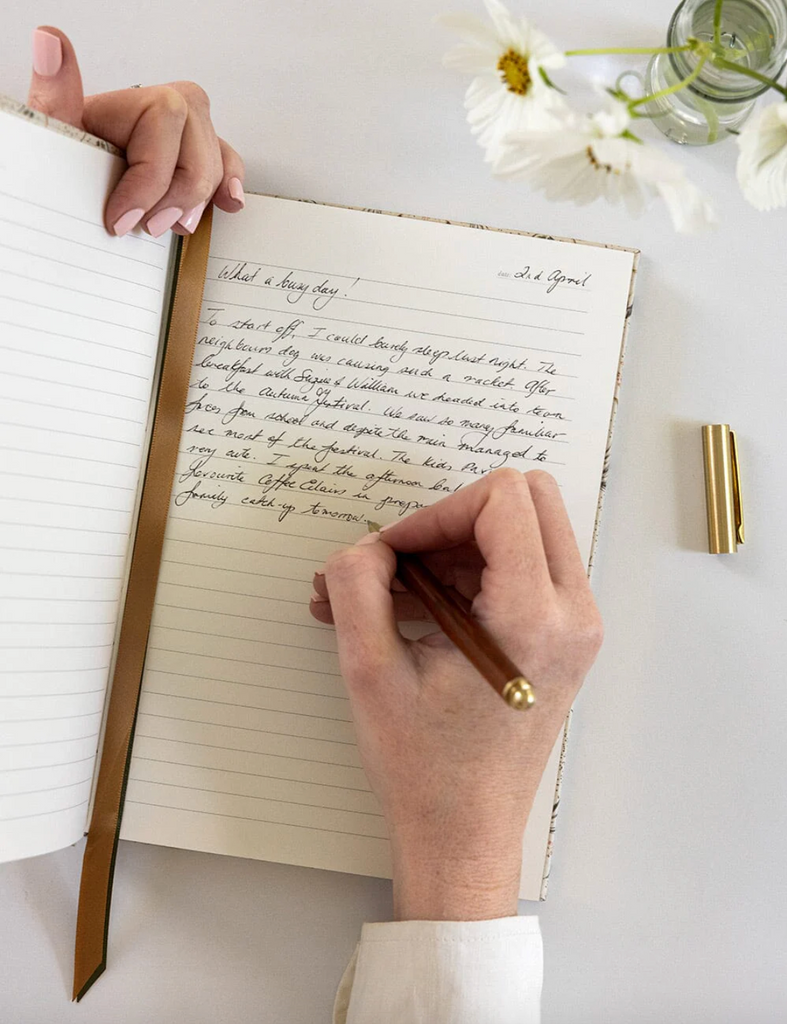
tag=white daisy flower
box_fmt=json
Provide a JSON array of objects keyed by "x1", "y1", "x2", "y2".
[
  {"x1": 736, "y1": 101, "x2": 787, "y2": 211},
  {"x1": 440, "y1": 0, "x2": 567, "y2": 163},
  {"x1": 495, "y1": 99, "x2": 716, "y2": 233}
]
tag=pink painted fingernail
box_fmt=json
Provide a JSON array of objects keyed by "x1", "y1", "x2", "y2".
[
  {"x1": 112, "y1": 208, "x2": 145, "y2": 237},
  {"x1": 355, "y1": 532, "x2": 380, "y2": 546},
  {"x1": 310, "y1": 591, "x2": 329, "y2": 603},
  {"x1": 178, "y1": 200, "x2": 207, "y2": 234},
  {"x1": 33, "y1": 29, "x2": 62, "y2": 77},
  {"x1": 147, "y1": 206, "x2": 183, "y2": 238},
  {"x1": 228, "y1": 177, "x2": 245, "y2": 206}
]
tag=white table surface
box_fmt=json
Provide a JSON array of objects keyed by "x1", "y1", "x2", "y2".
[{"x1": 2, "y1": 1, "x2": 786, "y2": 1021}]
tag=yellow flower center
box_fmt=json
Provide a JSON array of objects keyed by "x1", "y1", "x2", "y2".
[
  {"x1": 586, "y1": 146, "x2": 621, "y2": 175},
  {"x1": 497, "y1": 48, "x2": 532, "y2": 96}
]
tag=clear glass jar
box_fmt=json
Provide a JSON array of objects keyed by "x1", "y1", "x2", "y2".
[{"x1": 645, "y1": 0, "x2": 787, "y2": 144}]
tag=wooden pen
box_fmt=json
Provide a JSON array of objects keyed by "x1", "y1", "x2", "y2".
[{"x1": 369, "y1": 522, "x2": 535, "y2": 711}]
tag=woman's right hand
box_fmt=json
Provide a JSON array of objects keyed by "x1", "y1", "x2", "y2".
[
  {"x1": 311, "y1": 469, "x2": 604, "y2": 921},
  {"x1": 27, "y1": 26, "x2": 245, "y2": 237}
]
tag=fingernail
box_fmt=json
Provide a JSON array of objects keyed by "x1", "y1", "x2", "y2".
[
  {"x1": 228, "y1": 177, "x2": 245, "y2": 206},
  {"x1": 355, "y1": 532, "x2": 380, "y2": 546},
  {"x1": 310, "y1": 591, "x2": 329, "y2": 603},
  {"x1": 33, "y1": 29, "x2": 62, "y2": 77},
  {"x1": 313, "y1": 570, "x2": 325, "y2": 578},
  {"x1": 178, "y1": 200, "x2": 207, "y2": 234},
  {"x1": 378, "y1": 523, "x2": 395, "y2": 534},
  {"x1": 112, "y1": 208, "x2": 145, "y2": 237},
  {"x1": 147, "y1": 206, "x2": 183, "y2": 238}
]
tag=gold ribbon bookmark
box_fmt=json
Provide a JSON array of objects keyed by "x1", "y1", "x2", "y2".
[{"x1": 72, "y1": 208, "x2": 213, "y2": 1001}]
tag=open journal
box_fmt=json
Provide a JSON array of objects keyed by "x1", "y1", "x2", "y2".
[{"x1": 0, "y1": 98, "x2": 638, "y2": 986}]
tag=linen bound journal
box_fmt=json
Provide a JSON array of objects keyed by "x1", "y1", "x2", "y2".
[{"x1": 0, "y1": 98, "x2": 638, "y2": 996}]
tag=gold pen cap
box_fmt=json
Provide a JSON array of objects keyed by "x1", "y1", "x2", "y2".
[{"x1": 702, "y1": 424, "x2": 744, "y2": 554}]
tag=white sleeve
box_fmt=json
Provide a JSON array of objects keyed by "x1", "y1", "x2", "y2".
[{"x1": 333, "y1": 917, "x2": 543, "y2": 1024}]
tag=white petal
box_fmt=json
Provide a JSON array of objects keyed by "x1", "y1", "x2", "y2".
[
  {"x1": 526, "y1": 25, "x2": 566, "y2": 68},
  {"x1": 657, "y1": 179, "x2": 717, "y2": 233},
  {"x1": 443, "y1": 43, "x2": 498, "y2": 74},
  {"x1": 483, "y1": 0, "x2": 523, "y2": 48},
  {"x1": 628, "y1": 141, "x2": 686, "y2": 185},
  {"x1": 436, "y1": 13, "x2": 500, "y2": 49},
  {"x1": 591, "y1": 99, "x2": 631, "y2": 138},
  {"x1": 736, "y1": 102, "x2": 787, "y2": 210}
]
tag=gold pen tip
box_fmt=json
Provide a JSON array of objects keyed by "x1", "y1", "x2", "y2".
[{"x1": 366, "y1": 520, "x2": 382, "y2": 533}]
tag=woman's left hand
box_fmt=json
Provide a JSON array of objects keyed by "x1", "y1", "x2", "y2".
[{"x1": 27, "y1": 25, "x2": 245, "y2": 237}]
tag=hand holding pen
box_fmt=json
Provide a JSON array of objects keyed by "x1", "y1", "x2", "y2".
[{"x1": 309, "y1": 468, "x2": 603, "y2": 923}]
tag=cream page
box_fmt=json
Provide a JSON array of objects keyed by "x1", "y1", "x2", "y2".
[
  {"x1": 121, "y1": 196, "x2": 634, "y2": 898},
  {"x1": 0, "y1": 109, "x2": 174, "y2": 862}
]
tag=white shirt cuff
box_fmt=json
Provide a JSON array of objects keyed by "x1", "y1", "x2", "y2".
[{"x1": 334, "y1": 917, "x2": 543, "y2": 1024}]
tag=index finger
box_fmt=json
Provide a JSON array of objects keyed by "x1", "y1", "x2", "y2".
[
  {"x1": 82, "y1": 87, "x2": 188, "y2": 234},
  {"x1": 380, "y1": 468, "x2": 549, "y2": 584}
]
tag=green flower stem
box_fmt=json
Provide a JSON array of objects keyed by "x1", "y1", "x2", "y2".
[
  {"x1": 565, "y1": 45, "x2": 692, "y2": 57},
  {"x1": 630, "y1": 53, "x2": 709, "y2": 108},
  {"x1": 713, "y1": 56, "x2": 787, "y2": 98},
  {"x1": 713, "y1": 0, "x2": 725, "y2": 47}
]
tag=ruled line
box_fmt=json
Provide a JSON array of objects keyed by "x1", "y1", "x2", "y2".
[
  {"x1": 155, "y1": 604, "x2": 327, "y2": 633},
  {"x1": 203, "y1": 299, "x2": 584, "y2": 349},
  {"x1": 206, "y1": 255, "x2": 592, "y2": 308},
  {"x1": 2, "y1": 393, "x2": 143, "y2": 423},
  {"x1": 0, "y1": 186, "x2": 165, "y2": 248},
  {"x1": 0, "y1": 471, "x2": 134, "y2": 491},
  {"x1": 143, "y1": 667, "x2": 348, "y2": 702},
  {"x1": 181, "y1": 406, "x2": 567, "y2": 467},
  {"x1": 143, "y1": 689, "x2": 349, "y2": 723},
  {"x1": 0, "y1": 319, "x2": 154, "y2": 357},
  {"x1": 162, "y1": 559, "x2": 306, "y2": 585},
  {"x1": 0, "y1": 689, "x2": 105, "y2": 698},
  {"x1": 0, "y1": 445, "x2": 137, "y2": 468},
  {"x1": 0, "y1": 267, "x2": 158, "y2": 313},
  {"x1": 0, "y1": 214, "x2": 163, "y2": 268},
  {"x1": 152, "y1": 626, "x2": 336, "y2": 659},
  {"x1": 0, "y1": 800, "x2": 87, "y2": 823},
  {"x1": 140, "y1": 711, "x2": 354, "y2": 746},
  {"x1": 126, "y1": 777, "x2": 382, "y2": 818},
  {"x1": 123, "y1": 799, "x2": 379, "y2": 840},
  {"x1": 207, "y1": 274, "x2": 587, "y2": 323},
  {"x1": 0, "y1": 421, "x2": 141, "y2": 446},
  {"x1": 0, "y1": 733, "x2": 98, "y2": 748},
  {"x1": 156, "y1": 582, "x2": 306, "y2": 606},
  {"x1": 0, "y1": 518, "x2": 129, "y2": 534},
  {"x1": 1, "y1": 369, "x2": 146, "y2": 402},
  {"x1": 0, "y1": 775, "x2": 93, "y2": 799},
  {"x1": 147, "y1": 648, "x2": 342, "y2": 679},
  {"x1": 0, "y1": 754, "x2": 95, "y2": 773},
  {"x1": 134, "y1": 733, "x2": 356, "y2": 769},
  {"x1": 166, "y1": 538, "x2": 324, "y2": 564},
  {"x1": 0, "y1": 343, "x2": 150, "y2": 380},
  {"x1": 134, "y1": 755, "x2": 366, "y2": 792},
  {"x1": 0, "y1": 293, "x2": 156, "y2": 335},
  {"x1": 0, "y1": 497, "x2": 130, "y2": 514},
  {"x1": 0, "y1": 239, "x2": 162, "y2": 291}
]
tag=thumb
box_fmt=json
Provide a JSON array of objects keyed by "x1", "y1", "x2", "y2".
[
  {"x1": 28, "y1": 27, "x2": 85, "y2": 127},
  {"x1": 323, "y1": 535, "x2": 413, "y2": 700}
]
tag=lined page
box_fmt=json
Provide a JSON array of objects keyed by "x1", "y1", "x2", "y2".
[
  {"x1": 0, "y1": 109, "x2": 175, "y2": 862},
  {"x1": 122, "y1": 196, "x2": 634, "y2": 897}
]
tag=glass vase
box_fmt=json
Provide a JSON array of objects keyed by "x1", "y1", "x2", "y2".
[{"x1": 644, "y1": 0, "x2": 787, "y2": 144}]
